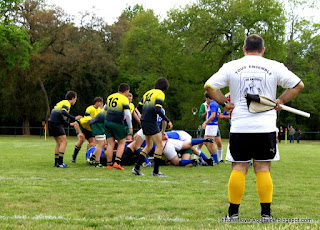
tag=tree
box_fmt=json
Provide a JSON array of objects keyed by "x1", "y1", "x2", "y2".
[
  {"x1": 0, "y1": 0, "x2": 30, "y2": 72},
  {"x1": 1, "y1": 0, "x2": 119, "y2": 134},
  {"x1": 118, "y1": 0, "x2": 287, "y2": 129}
]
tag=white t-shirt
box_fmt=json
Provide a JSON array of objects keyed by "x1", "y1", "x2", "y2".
[{"x1": 206, "y1": 55, "x2": 301, "y2": 133}]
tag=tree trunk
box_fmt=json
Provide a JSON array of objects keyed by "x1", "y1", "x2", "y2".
[
  {"x1": 22, "y1": 117, "x2": 30, "y2": 135},
  {"x1": 39, "y1": 79, "x2": 50, "y2": 122}
]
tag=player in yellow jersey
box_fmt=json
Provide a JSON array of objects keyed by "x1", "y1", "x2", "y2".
[
  {"x1": 48, "y1": 91, "x2": 83, "y2": 168},
  {"x1": 84, "y1": 97, "x2": 103, "y2": 117},
  {"x1": 125, "y1": 93, "x2": 141, "y2": 141},
  {"x1": 104, "y1": 83, "x2": 133, "y2": 170},
  {"x1": 71, "y1": 97, "x2": 103, "y2": 163},
  {"x1": 132, "y1": 77, "x2": 173, "y2": 177},
  {"x1": 88, "y1": 105, "x2": 108, "y2": 167}
]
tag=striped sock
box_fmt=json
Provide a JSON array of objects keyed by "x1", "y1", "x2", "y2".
[{"x1": 58, "y1": 152, "x2": 64, "y2": 164}]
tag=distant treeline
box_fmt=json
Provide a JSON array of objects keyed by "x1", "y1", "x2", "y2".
[{"x1": 0, "y1": 0, "x2": 319, "y2": 134}]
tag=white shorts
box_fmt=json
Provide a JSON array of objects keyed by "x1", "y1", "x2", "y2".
[
  {"x1": 136, "y1": 129, "x2": 146, "y2": 140},
  {"x1": 175, "y1": 131, "x2": 192, "y2": 142},
  {"x1": 162, "y1": 140, "x2": 178, "y2": 160},
  {"x1": 95, "y1": 134, "x2": 106, "y2": 141},
  {"x1": 205, "y1": 125, "x2": 218, "y2": 137},
  {"x1": 168, "y1": 139, "x2": 183, "y2": 152}
]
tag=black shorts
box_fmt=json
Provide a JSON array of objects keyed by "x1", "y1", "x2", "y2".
[
  {"x1": 228, "y1": 132, "x2": 277, "y2": 162},
  {"x1": 48, "y1": 121, "x2": 65, "y2": 137},
  {"x1": 141, "y1": 120, "x2": 160, "y2": 136},
  {"x1": 76, "y1": 121, "x2": 94, "y2": 139}
]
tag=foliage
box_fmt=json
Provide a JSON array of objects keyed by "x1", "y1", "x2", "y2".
[
  {"x1": 0, "y1": 0, "x2": 319, "y2": 133},
  {"x1": 118, "y1": 0, "x2": 287, "y2": 129},
  {"x1": 0, "y1": 0, "x2": 31, "y2": 71}
]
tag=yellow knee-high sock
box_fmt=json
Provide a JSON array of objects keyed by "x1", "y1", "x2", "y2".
[
  {"x1": 228, "y1": 170, "x2": 246, "y2": 205},
  {"x1": 256, "y1": 171, "x2": 273, "y2": 203}
]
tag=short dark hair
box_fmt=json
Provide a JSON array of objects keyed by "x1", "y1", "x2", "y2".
[
  {"x1": 65, "y1": 91, "x2": 77, "y2": 100},
  {"x1": 94, "y1": 97, "x2": 103, "y2": 104},
  {"x1": 244, "y1": 34, "x2": 264, "y2": 53},
  {"x1": 118, "y1": 83, "x2": 130, "y2": 93},
  {"x1": 155, "y1": 77, "x2": 169, "y2": 91},
  {"x1": 204, "y1": 92, "x2": 211, "y2": 99}
]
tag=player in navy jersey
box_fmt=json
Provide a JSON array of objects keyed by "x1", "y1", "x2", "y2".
[
  {"x1": 48, "y1": 91, "x2": 83, "y2": 168},
  {"x1": 132, "y1": 77, "x2": 173, "y2": 177}
]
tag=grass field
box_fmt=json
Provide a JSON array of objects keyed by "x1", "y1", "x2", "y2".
[{"x1": 0, "y1": 136, "x2": 319, "y2": 229}]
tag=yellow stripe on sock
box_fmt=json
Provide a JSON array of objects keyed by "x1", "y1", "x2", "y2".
[
  {"x1": 140, "y1": 151, "x2": 147, "y2": 157},
  {"x1": 154, "y1": 153, "x2": 162, "y2": 159},
  {"x1": 256, "y1": 171, "x2": 273, "y2": 203},
  {"x1": 228, "y1": 170, "x2": 246, "y2": 205}
]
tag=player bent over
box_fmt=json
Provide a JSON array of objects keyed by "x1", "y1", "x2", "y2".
[
  {"x1": 88, "y1": 106, "x2": 108, "y2": 167},
  {"x1": 72, "y1": 97, "x2": 103, "y2": 163},
  {"x1": 48, "y1": 91, "x2": 82, "y2": 168}
]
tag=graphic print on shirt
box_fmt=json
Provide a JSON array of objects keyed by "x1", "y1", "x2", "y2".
[{"x1": 240, "y1": 72, "x2": 266, "y2": 102}]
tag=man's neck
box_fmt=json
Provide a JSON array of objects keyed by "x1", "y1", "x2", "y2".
[{"x1": 245, "y1": 52, "x2": 263, "y2": 56}]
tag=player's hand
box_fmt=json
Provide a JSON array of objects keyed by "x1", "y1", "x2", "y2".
[
  {"x1": 78, "y1": 133, "x2": 85, "y2": 141},
  {"x1": 274, "y1": 98, "x2": 284, "y2": 111},
  {"x1": 162, "y1": 133, "x2": 168, "y2": 140},
  {"x1": 224, "y1": 103, "x2": 235, "y2": 114},
  {"x1": 201, "y1": 112, "x2": 207, "y2": 119},
  {"x1": 75, "y1": 115, "x2": 83, "y2": 120},
  {"x1": 202, "y1": 122, "x2": 207, "y2": 130},
  {"x1": 129, "y1": 128, "x2": 133, "y2": 135},
  {"x1": 168, "y1": 121, "x2": 173, "y2": 130},
  {"x1": 70, "y1": 122, "x2": 78, "y2": 127}
]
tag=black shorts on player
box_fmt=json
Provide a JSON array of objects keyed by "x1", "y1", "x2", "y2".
[
  {"x1": 229, "y1": 132, "x2": 277, "y2": 162},
  {"x1": 141, "y1": 120, "x2": 160, "y2": 136},
  {"x1": 48, "y1": 121, "x2": 66, "y2": 137}
]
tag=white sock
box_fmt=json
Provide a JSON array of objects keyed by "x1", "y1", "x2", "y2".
[
  {"x1": 196, "y1": 146, "x2": 201, "y2": 151},
  {"x1": 218, "y1": 147, "x2": 223, "y2": 161}
]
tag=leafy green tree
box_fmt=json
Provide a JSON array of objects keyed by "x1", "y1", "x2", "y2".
[
  {"x1": 0, "y1": 0, "x2": 30, "y2": 72},
  {"x1": 118, "y1": 0, "x2": 287, "y2": 130}
]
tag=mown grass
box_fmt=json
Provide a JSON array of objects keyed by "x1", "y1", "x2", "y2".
[{"x1": 0, "y1": 136, "x2": 319, "y2": 229}]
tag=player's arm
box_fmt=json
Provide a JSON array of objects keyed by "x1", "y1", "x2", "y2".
[
  {"x1": 155, "y1": 94, "x2": 173, "y2": 129},
  {"x1": 218, "y1": 110, "x2": 231, "y2": 119},
  {"x1": 61, "y1": 106, "x2": 82, "y2": 123},
  {"x1": 155, "y1": 107, "x2": 173, "y2": 129},
  {"x1": 275, "y1": 81, "x2": 304, "y2": 110},
  {"x1": 161, "y1": 120, "x2": 167, "y2": 134},
  {"x1": 155, "y1": 106, "x2": 169, "y2": 123},
  {"x1": 204, "y1": 86, "x2": 234, "y2": 113},
  {"x1": 136, "y1": 97, "x2": 144, "y2": 113},
  {"x1": 202, "y1": 111, "x2": 216, "y2": 129},
  {"x1": 132, "y1": 109, "x2": 141, "y2": 126},
  {"x1": 134, "y1": 108, "x2": 141, "y2": 119},
  {"x1": 124, "y1": 105, "x2": 133, "y2": 134},
  {"x1": 70, "y1": 122, "x2": 85, "y2": 140}
]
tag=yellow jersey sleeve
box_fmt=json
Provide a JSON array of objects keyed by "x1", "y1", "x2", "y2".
[{"x1": 129, "y1": 103, "x2": 135, "y2": 114}]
